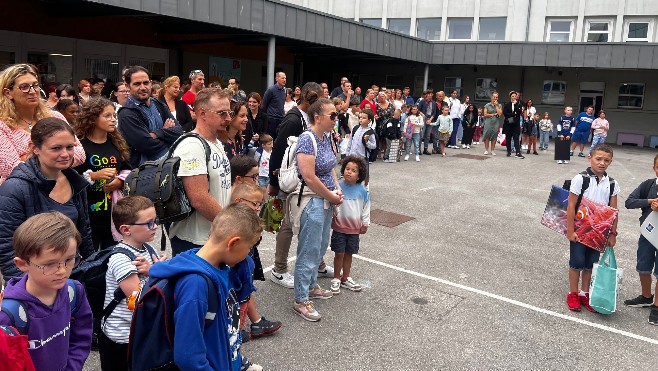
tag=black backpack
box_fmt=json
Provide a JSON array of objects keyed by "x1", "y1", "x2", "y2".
[
  {"x1": 563, "y1": 170, "x2": 616, "y2": 208},
  {"x1": 124, "y1": 133, "x2": 211, "y2": 225},
  {"x1": 351, "y1": 125, "x2": 375, "y2": 158},
  {"x1": 127, "y1": 273, "x2": 218, "y2": 371}
]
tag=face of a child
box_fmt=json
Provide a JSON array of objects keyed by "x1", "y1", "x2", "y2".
[
  {"x1": 477, "y1": 108, "x2": 483, "y2": 115},
  {"x1": 359, "y1": 113, "x2": 370, "y2": 126},
  {"x1": 237, "y1": 167, "x2": 259, "y2": 184},
  {"x1": 564, "y1": 107, "x2": 573, "y2": 116},
  {"x1": 17, "y1": 239, "x2": 78, "y2": 292},
  {"x1": 125, "y1": 207, "x2": 158, "y2": 244},
  {"x1": 442, "y1": 107, "x2": 449, "y2": 115},
  {"x1": 263, "y1": 141, "x2": 273, "y2": 152},
  {"x1": 393, "y1": 111, "x2": 400, "y2": 119},
  {"x1": 599, "y1": 112, "x2": 606, "y2": 119},
  {"x1": 237, "y1": 192, "x2": 265, "y2": 213},
  {"x1": 343, "y1": 161, "x2": 360, "y2": 185},
  {"x1": 534, "y1": 114, "x2": 540, "y2": 120},
  {"x1": 588, "y1": 150, "x2": 613, "y2": 176}
]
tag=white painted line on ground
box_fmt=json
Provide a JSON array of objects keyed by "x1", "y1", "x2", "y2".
[
  {"x1": 419, "y1": 186, "x2": 436, "y2": 192},
  {"x1": 262, "y1": 256, "x2": 297, "y2": 274},
  {"x1": 354, "y1": 254, "x2": 658, "y2": 346}
]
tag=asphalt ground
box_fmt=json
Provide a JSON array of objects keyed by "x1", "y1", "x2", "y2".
[{"x1": 85, "y1": 142, "x2": 658, "y2": 370}]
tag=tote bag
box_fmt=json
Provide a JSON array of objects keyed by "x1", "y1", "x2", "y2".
[{"x1": 590, "y1": 247, "x2": 621, "y2": 314}]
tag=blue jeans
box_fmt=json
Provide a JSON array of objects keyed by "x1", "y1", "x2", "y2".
[
  {"x1": 539, "y1": 131, "x2": 550, "y2": 149},
  {"x1": 449, "y1": 118, "x2": 461, "y2": 146},
  {"x1": 258, "y1": 175, "x2": 270, "y2": 187},
  {"x1": 294, "y1": 197, "x2": 333, "y2": 302},
  {"x1": 569, "y1": 241, "x2": 600, "y2": 271},
  {"x1": 636, "y1": 235, "x2": 658, "y2": 277},
  {"x1": 406, "y1": 133, "x2": 421, "y2": 155},
  {"x1": 422, "y1": 125, "x2": 435, "y2": 151},
  {"x1": 589, "y1": 134, "x2": 606, "y2": 153}
]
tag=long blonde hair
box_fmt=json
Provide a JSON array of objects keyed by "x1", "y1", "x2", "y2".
[
  {"x1": 158, "y1": 75, "x2": 180, "y2": 100},
  {"x1": 0, "y1": 64, "x2": 52, "y2": 129}
]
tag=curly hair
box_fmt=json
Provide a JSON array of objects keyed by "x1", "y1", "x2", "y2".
[
  {"x1": 0, "y1": 64, "x2": 52, "y2": 130},
  {"x1": 341, "y1": 155, "x2": 367, "y2": 184},
  {"x1": 76, "y1": 97, "x2": 130, "y2": 161}
]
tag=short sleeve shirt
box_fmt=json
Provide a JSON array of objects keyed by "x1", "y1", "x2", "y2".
[
  {"x1": 484, "y1": 103, "x2": 501, "y2": 126},
  {"x1": 295, "y1": 130, "x2": 337, "y2": 190},
  {"x1": 569, "y1": 169, "x2": 620, "y2": 205},
  {"x1": 169, "y1": 136, "x2": 232, "y2": 244}
]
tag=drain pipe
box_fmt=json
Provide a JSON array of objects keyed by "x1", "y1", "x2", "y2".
[{"x1": 525, "y1": 0, "x2": 533, "y2": 41}]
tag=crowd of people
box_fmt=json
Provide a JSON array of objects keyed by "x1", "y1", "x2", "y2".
[{"x1": 0, "y1": 62, "x2": 651, "y2": 371}]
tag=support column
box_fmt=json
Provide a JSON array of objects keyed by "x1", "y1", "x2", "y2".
[
  {"x1": 267, "y1": 36, "x2": 275, "y2": 90},
  {"x1": 423, "y1": 64, "x2": 429, "y2": 91}
]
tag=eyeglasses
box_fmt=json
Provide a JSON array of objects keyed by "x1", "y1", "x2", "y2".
[
  {"x1": 128, "y1": 217, "x2": 160, "y2": 230},
  {"x1": 117, "y1": 90, "x2": 130, "y2": 94},
  {"x1": 244, "y1": 174, "x2": 259, "y2": 181},
  {"x1": 206, "y1": 109, "x2": 234, "y2": 119},
  {"x1": 320, "y1": 112, "x2": 339, "y2": 121},
  {"x1": 27, "y1": 253, "x2": 81, "y2": 276},
  {"x1": 15, "y1": 83, "x2": 41, "y2": 93},
  {"x1": 238, "y1": 198, "x2": 265, "y2": 209}
]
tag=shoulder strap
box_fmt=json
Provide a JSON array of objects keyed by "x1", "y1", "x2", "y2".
[
  {"x1": 0, "y1": 299, "x2": 28, "y2": 335},
  {"x1": 608, "y1": 177, "x2": 616, "y2": 205},
  {"x1": 101, "y1": 246, "x2": 139, "y2": 321},
  {"x1": 201, "y1": 274, "x2": 219, "y2": 326},
  {"x1": 168, "y1": 132, "x2": 212, "y2": 164},
  {"x1": 351, "y1": 124, "x2": 359, "y2": 137},
  {"x1": 575, "y1": 171, "x2": 590, "y2": 209},
  {"x1": 66, "y1": 279, "x2": 79, "y2": 316}
]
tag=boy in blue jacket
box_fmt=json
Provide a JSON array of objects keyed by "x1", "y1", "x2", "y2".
[
  {"x1": 148, "y1": 203, "x2": 263, "y2": 371},
  {"x1": 555, "y1": 106, "x2": 575, "y2": 164}
]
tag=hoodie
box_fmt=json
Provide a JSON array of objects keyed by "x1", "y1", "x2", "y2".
[
  {"x1": 149, "y1": 249, "x2": 242, "y2": 371},
  {"x1": 0, "y1": 275, "x2": 92, "y2": 371}
]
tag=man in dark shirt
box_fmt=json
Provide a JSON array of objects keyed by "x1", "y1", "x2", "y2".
[
  {"x1": 502, "y1": 91, "x2": 525, "y2": 159},
  {"x1": 261, "y1": 72, "x2": 287, "y2": 139},
  {"x1": 330, "y1": 76, "x2": 348, "y2": 98}
]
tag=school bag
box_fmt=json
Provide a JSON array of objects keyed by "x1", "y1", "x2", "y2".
[
  {"x1": 1, "y1": 279, "x2": 80, "y2": 336},
  {"x1": 278, "y1": 131, "x2": 318, "y2": 193},
  {"x1": 562, "y1": 170, "x2": 616, "y2": 208},
  {"x1": 123, "y1": 133, "x2": 211, "y2": 225},
  {"x1": 350, "y1": 125, "x2": 375, "y2": 158},
  {"x1": 126, "y1": 273, "x2": 218, "y2": 371}
]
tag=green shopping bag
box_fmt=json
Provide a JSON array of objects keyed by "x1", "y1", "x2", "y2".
[{"x1": 590, "y1": 247, "x2": 619, "y2": 314}]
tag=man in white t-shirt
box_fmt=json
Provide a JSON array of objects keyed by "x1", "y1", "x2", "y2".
[
  {"x1": 447, "y1": 90, "x2": 461, "y2": 148},
  {"x1": 169, "y1": 88, "x2": 233, "y2": 255}
]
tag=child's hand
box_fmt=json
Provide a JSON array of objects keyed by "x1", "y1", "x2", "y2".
[
  {"x1": 132, "y1": 256, "x2": 152, "y2": 275},
  {"x1": 151, "y1": 253, "x2": 168, "y2": 262},
  {"x1": 566, "y1": 231, "x2": 578, "y2": 243},
  {"x1": 359, "y1": 226, "x2": 368, "y2": 234},
  {"x1": 608, "y1": 234, "x2": 617, "y2": 248},
  {"x1": 650, "y1": 199, "x2": 658, "y2": 211}
]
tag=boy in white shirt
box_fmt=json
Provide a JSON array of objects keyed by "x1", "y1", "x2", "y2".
[{"x1": 255, "y1": 134, "x2": 273, "y2": 188}]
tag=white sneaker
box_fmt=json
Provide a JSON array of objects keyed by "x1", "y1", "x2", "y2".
[
  {"x1": 564, "y1": 160, "x2": 569, "y2": 164},
  {"x1": 318, "y1": 265, "x2": 335, "y2": 277},
  {"x1": 340, "y1": 277, "x2": 363, "y2": 292},
  {"x1": 461, "y1": 144, "x2": 466, "y2": 149},
  {"x1": 483, "y1": 151, "x2": 489, "y2": 155},
  {"x1": 415, "y1": 155, "x2": 420, "y2": 162},
  {"x1": 557, "y1": 160, "x2": 563, "y2": 164},
  {"x1": 491, "y1": 151, "x2": 496, "y2": 156},
  {"x1": 270, "y1": 270, "x2": 294, "y2": 289},
  {"x1": 404, "y1": 154, "x2": 409, "y2": 161},
  {"x1": 466, "y1": 145, "x2": 470, "y2": 149},
  {"x1": 330, "y1": 278, "x2": 341, "y2": 295}
]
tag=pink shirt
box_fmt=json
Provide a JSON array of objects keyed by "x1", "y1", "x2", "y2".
[{"x1": 591, "y1": 118, "x2": 609, "y2": 137}]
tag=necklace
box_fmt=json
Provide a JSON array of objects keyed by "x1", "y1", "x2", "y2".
[{"x1": 22, "y1": 118, "x2": 34, "y2": 130}]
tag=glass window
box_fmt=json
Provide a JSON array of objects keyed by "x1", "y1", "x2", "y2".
[
  {"x1": 586, "y1": 21, "x2": 611, "y2": 42},
  {"x1": 417, "y1": 18, "x2": 441, "y2": 40},
  {"x1": 546, "y1": 20, "x2": 573, "y2": 42},
  {"x1": 84, "y1": 58, "x2": 121, "y2": 87},
  {"x1": 444, "y1": 77, "x2": 462, "y2": 97},
  {"x1": 129, "y1": 60, "x2": 166, "y2": 81},
  {"x1": 542, "y1": 80, "x2": 566, "y2": 105},
  {"x1": 479, "y1": 18, "x2": 507, "y2": 41},
  {"x1": 361, "y1": 18, "x2": 382, "y2": 28},
  {"x1": 28, "y1": 52, "x2": 73, "y2": 86},
  {"x1": 626, "y1": 22, "x2": 650, "y2": 41},
  {"x1": 388, "y1": 18, "x2": 411, "y2": 35},
  {"x1": 0, "y1": 51, "x2": 15, "y2": 68},
  {"x1": 618, "y1": 83, "x2": 644, "y2": 108},
  {"x1": 448, "y1": 18, "x2": 473, "y2": 40}
]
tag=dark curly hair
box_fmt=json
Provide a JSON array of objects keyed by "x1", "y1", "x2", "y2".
[
  {"x1": 341, "y1": 155, "x2": 367, "y2": 184},
  {"x1": 75, "y1": 97, "x2": 130, "y2": 161}
]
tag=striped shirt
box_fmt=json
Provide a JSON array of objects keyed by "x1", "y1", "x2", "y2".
[{"x1": 101, "y1": 242, "x2": 155, "y2": 344}]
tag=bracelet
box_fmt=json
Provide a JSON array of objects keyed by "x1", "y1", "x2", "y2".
[{"x1": 83, "y1": 170, "x2": 94, "y2": 185}]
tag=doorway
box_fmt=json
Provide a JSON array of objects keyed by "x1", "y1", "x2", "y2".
[{"x1": 578, "y1": 82, "x2": 604, "y2": 114}]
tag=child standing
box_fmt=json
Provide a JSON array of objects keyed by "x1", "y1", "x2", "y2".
[
  {"x1": 565, "y1": 144, "x2": 619, "y2": 313},
  {"x1": 383, "y1": 109, "x2": 401, "y2": 163},
  {"x1": 100, "y1": 196, "x2": 166, "y2": 371},
  {"x1": 254, "y1": 134, "x2": 273, "y2": 188},
  {"x1": 571, "y1": 106, "x2": 595, "y2": 158},
  {"x1": 0, "y1": 272, "x2": 36, "y2": 371},
  {"x1": 330, "y1": 155, "x2": 370, "y2": 294},
  {"x1": 539, "y1": 112, "x2": 553, "y2": 151},
  {"x1": 623, "y1": 154, "x2": 658, "y2": 325},
  {"x1": 436, "y1": 106, "x2": 453, "y2": 157},
  {"x1": 0, "y1": 212, "x2": 93, "y2": 370},
  {"x1": 473, "y1": 107, "x2": 484, "y2": 145},
  {"x1": 347, "y1": 110, "x2": 377, "y2": 183},
  {"x1": 555, "y1": 106, "x2": 575, "y2": 164},
  {"x1": 589, "y1": 110, "x2": 609, "y2": 154},
  {"x1": 403, "y1": 105, "x2": 424, "y2": 162},
  {"x1": 523, "y1": 113, "x2": 540, "y2": 155}
]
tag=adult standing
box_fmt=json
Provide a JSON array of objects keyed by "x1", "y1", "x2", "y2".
[
  {"x1": 401, "y1": 86, "x2": 415, "y2": 105},
  {"x1": 290, "y1": 97, "x2": 343, "y2": 322},
  {"x1": 169, "y1": 88, "x2": 233, "y2": 255},
  {"x1": 292, "y1": 85, "x2": 302, "y2": 104},
  {"x1": 111, "y1": 82, "x2": 130, "y2": 112},
  {"x1": 0, "y1": 64, "x2": 85, "y2": 185},
  {"x1": 502, "y1": 91, "x2": 525, "y2": 159},
  {"x1": 0, "y1": 118, "x2": 94, "y2": 278},
  {"x1": 246, "y1": 92, "x2": 267, "y2": 147},
  {"x1": 268, "y1": 82, "x2": 333, "y2": 289},
  {"x1": 359, "y1": 89, "x2": 377, "y2": 113},
  {"x1": 284, "y1": 88, "x2": 297, "y2": 114},
  {"x1": 159, "y1": 76, "x2": 194, "y2": 132},
  {"x1": 219, "y1": 101, "x2": 248, "y2": 159},
  {"x1": 353, "y1": 86, "x2": 363, "y2": 104},
  {"x1": 330, "y1": 77, "x2": 348, "y2": 99},
  {"x1": 118, "y1": 66, "x2": 183, "y2": 167},
  {"x1": 522, "y1": 98, "x2": 536, "y2": 151},
  {"x1": 459, "y1": 96, "x2": 471, "y2": 148},
  {"x1": 78, "y1": 79, "x2": 92, "y2": 103},
  {"x1": 336, "y1": 80, "x2": 353, "y2": 111},
  {"x1": 181, "y1": 69, "x2": 205, "y2": 122},
  {"x1": 261, "y1": 72, "x2": 287, "y2": 139},
  {"x1": 227, "y1": 77, "x2": 247, "y2": 103},
  {"x1": 393, "y1": 89, "x2": 404, "y2": 110},
  {"x1": 417, "y1": 90, "x2": 437, "y2": 155},
  {"x1": 45, "y1": 85, "x2": 59, "y2": 109},
  {"x1": 447, "y1": 90, "x2": 461, "y2": 149},
  {"x1": 56, "y1": 84, "x2": 78, "y2": 104},
  {"x1": 482, "y1": 91, "x2": 502, "y2": 156},
  {"x1": 376, "y1": 92, "x2": 395, "y2": 160}
]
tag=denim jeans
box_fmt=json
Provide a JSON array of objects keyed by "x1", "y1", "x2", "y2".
[
  {"x1": 539, "y1": 131, "x2": 550, "y2": 149},
  {"x1": 294, "y1": 197, "x2": 333, "y2": 302},
  {"x1": 406, "y1": 133, "x2": 421, "y2": 156},
  {"x1": 589, "y1": 134, "x2": 606, "y2": 153},
  {"x1": 569, "y1": 241, "x2": 600, "y2": 271},
  {"x1": 422, "y1": 124, "x2": 434, "y2": 151},
  {"x1": 449, "y1": 118, "x2": 461, "y2": 146}
]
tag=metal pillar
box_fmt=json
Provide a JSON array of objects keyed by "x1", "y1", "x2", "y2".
[
  {"x1": 423, "y1": 64, "x2": 429, "y2": 91},
  {"x1": 267, "y1": 36, "x2": 275, "y2": 89}
]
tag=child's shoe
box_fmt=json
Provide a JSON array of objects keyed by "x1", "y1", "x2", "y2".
[
  {"x1": 241, "y1": 355, "x2": 263, "y2": 371},
  {"x1": 340, "y1": 277, "x2": 363, "y2": 292},
  {"x1": 578, "y1": 152, "x2": 586, "y2": 157},
  {"x1": 250, "y1": 316, "x2": 282, "y2": 338},
  {"x1": 579, "y1": 293, "x2": 597, "y2": 313},
  {"x1": 557, "y1": 160, "x2": 563, "y2": 164},
  {"x1": 317, "y1": 265, "x2": 335, "y2": 277},
  {"x1": 564, "y1": 160, "x2": 569, "y2": 164},
  {"x1": 330, "y1": 278, "x2": 341, "y2": 295},
  {"x1": 624, "y1": 294, "x2": 654, "y2": 307},
  {"x1": 415, "y1": 155, "x2": 420, "y2": 162},
  {"x1": 570, "y1": 151, "x2": 574, "y2": 156},
  {"x1": 567, "y1": 291, "x2": 581, "y2": 311},
  {"x1": 404, "y1": 154, "x2": 409, "y2": 161}
]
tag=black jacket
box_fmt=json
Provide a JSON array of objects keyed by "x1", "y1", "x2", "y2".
[
  {"x1": 269, "y1": 106, "x2": 307, "y2": 187},
  {"x1": 0, "y1": 157, "x2": 94, "y2": 278},
  {"x1": 157, "y1": 97, "x2": 194, "y2": 132}
]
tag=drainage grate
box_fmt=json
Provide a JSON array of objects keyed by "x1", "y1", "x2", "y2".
[
  {"x1": 370, "y1": 209, "x2": 415, "y2": 228},
  {"x1": 452, "y1": 153, "x2": 489, "y2": 160}
]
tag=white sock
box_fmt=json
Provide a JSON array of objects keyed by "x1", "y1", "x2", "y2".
[
  {"x1": 253, "y1": 317, "x2": 262, "y2": 324},
  {"x1": 579, "y1": 290, "x2": 588, "y2": 297}
]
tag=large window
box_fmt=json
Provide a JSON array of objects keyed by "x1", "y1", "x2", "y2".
[
  {"x1": 388, "y1": 18, "x2": 411, "y2": 35},
  {"x1": 444, "y1": 77, "x2": 462, "y2": 97},
  {"x1": 625, "y1": 21, "x2": 651, "y2": 42},
  {"x1": 361, "y1": 18, "x2": 382, "y2": 28},
  {"x1": 585, "y1": 20, "x2": 612, "y2": 42},
  {"x1": 546, "y1": 20, "x2": 574, "y2": 42},
  {"x1": 448, "y1": 18, "x2": 473, "y2": 40},
  {"x1": 417, "y1": 18, "x2": 441, "y2": 40},
  {"x1": 479, "y1": 18, "x2": 507, "y2": 41},
  {"x1": 27, "y1": 52, "x2": 73, "y2": 87},
  {"x1": 542, "y1": 80, "x2": 566, "y2": 105},
  {"x1": 618, "y1": 83, "x2": 644, "y2": 108}
]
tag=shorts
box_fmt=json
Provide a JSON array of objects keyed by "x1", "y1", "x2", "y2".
[
  {"x1": 258, "y1": 176, "x2": 270, "y2": 187},
  {"x1": 438, "y1": 131, "x2": 451, "y2": 142},
  {"x1": 330, "y1": 231, "x2": 360, "y2": 254},
  {"x1": 572, "y1": 130, "x2": 590, "y2": 144},
  {"x1": 569, "y1": 241, "x2": 600, "y2": 271},
  {"x1": 636, "y1": 235, "x2": 658, "y2": 277}
]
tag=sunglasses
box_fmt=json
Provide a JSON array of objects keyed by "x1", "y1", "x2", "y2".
[
  {"x1": 128, "y1": 217, "x2": 160, "y2": 230},
  {"x1": 206, "y1": 109, "x2": 234, "y2": 119},
  {"x1": 321, "y1": 112, "x2": 339, "y2": 121}
]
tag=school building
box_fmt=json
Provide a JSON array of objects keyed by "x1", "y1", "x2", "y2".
[{"x1": 3, "y1": 0, "x2": 657, "y2": 146}]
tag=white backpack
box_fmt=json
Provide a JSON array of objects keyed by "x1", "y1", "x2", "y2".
[{"x1": 278, "y1": 131, "x2": 318, "y2": 193}]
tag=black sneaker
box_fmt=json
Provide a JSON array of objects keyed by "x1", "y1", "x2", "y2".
[
  {"x1": 507, "y1": 152, "x2": 512, "y2": 157},
  {"x1": 241, "y1": 329, "x2": 250, "y2": 343},
  {"x1": 649, "y1": 307, "x2": 658, "y2": 326},
  {"x1": 250, "y1": 316, "x2": 282, "y2": 338},
  {"x1": 515, "y1": 154, "x2": 525, "y2": 159},
  {"x1": 624, "y1": 294, "x2": 654, "y2": 307}
]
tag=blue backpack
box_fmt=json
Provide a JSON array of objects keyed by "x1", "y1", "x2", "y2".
[
  {"x1": 0, "y1": 279, "x2": 80, "y2": 336},
  {"x1": 127, "y1": 273, "x2": 219, "y2": 371}
]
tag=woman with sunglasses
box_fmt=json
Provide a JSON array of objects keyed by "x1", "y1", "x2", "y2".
[
  {"x1": 0, "y1": 64, "x2": 86, "y2": 185},
  {"x1": 0, "y1": 117, "x2": 94, "y2": 279},
  {"x1": 158, "y1": 76, "x2": 194, "y2": 132},
  {"x1": 219, "y1": 100, "x2": 247, "y2": 159}
]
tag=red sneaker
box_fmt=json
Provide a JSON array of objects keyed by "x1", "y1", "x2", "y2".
[
  {"x1": 579, "y1": 293, "x2": 597, "y2": 313},
  {"x1": 567, "y1": 292, "x2": 581, "y2": 311}
]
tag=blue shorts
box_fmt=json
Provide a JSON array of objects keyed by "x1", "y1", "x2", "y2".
[
  {"x1": 258, "y1": 176, "x2": 270, "y2": 187},
  {"x1": 636, "y1": 235, "x2": 658, "y2": 277},
  {"x1": 330, "y1": 231, "x2": 360, "y2": 254},
  {"x1": 569, "y1": 241, "x2": 600, "y2": 271},
  {"x1": 571, "y1": 130, "x2": 590, "y2": 144}
]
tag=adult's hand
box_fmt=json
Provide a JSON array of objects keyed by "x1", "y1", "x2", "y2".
[
  {"x1": 268, "y1": 183, "x2": 280, "y2": 197},
  {"x1": 163, "y1": 118, "x2": 176, "y2": 128},
  {"x1": 92, "y1": 168, "x2": 116, "y2": 181}
]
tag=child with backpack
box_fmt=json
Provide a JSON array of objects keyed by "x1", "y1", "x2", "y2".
[
  {"x1": 565, "y1": 144, "x2": 619, "y2": 312},
  {"x1": 0, "y1": 212, "x2": 93, "y2": 371},
  {"x1": 383, "y1": 109, "x2": 401, "y2": 163},
  {"x1": 0, "y1": 271, "x2": 36, "y2": 371},
  {"x1": 623, "y1": 154, "x2": 658, "y2": 325},
  {"x1": 254, "y1": 134, "x2": 273, "y2": 188},
  {"x1": 555, "y1": 106, "x2": 575, "y2": 164},
  {"x1": 145, "y1": 203, "x2": 263, "y2": 370},
  {"x1": 99, "y1": 196, "x2": 166, "y2": 370},
  {"x1": 330, "y1": 155, "x2": 370, "y2": 295},
  {"x1": 347, "y1": 110, "x2": 376, "y2": 184}
]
